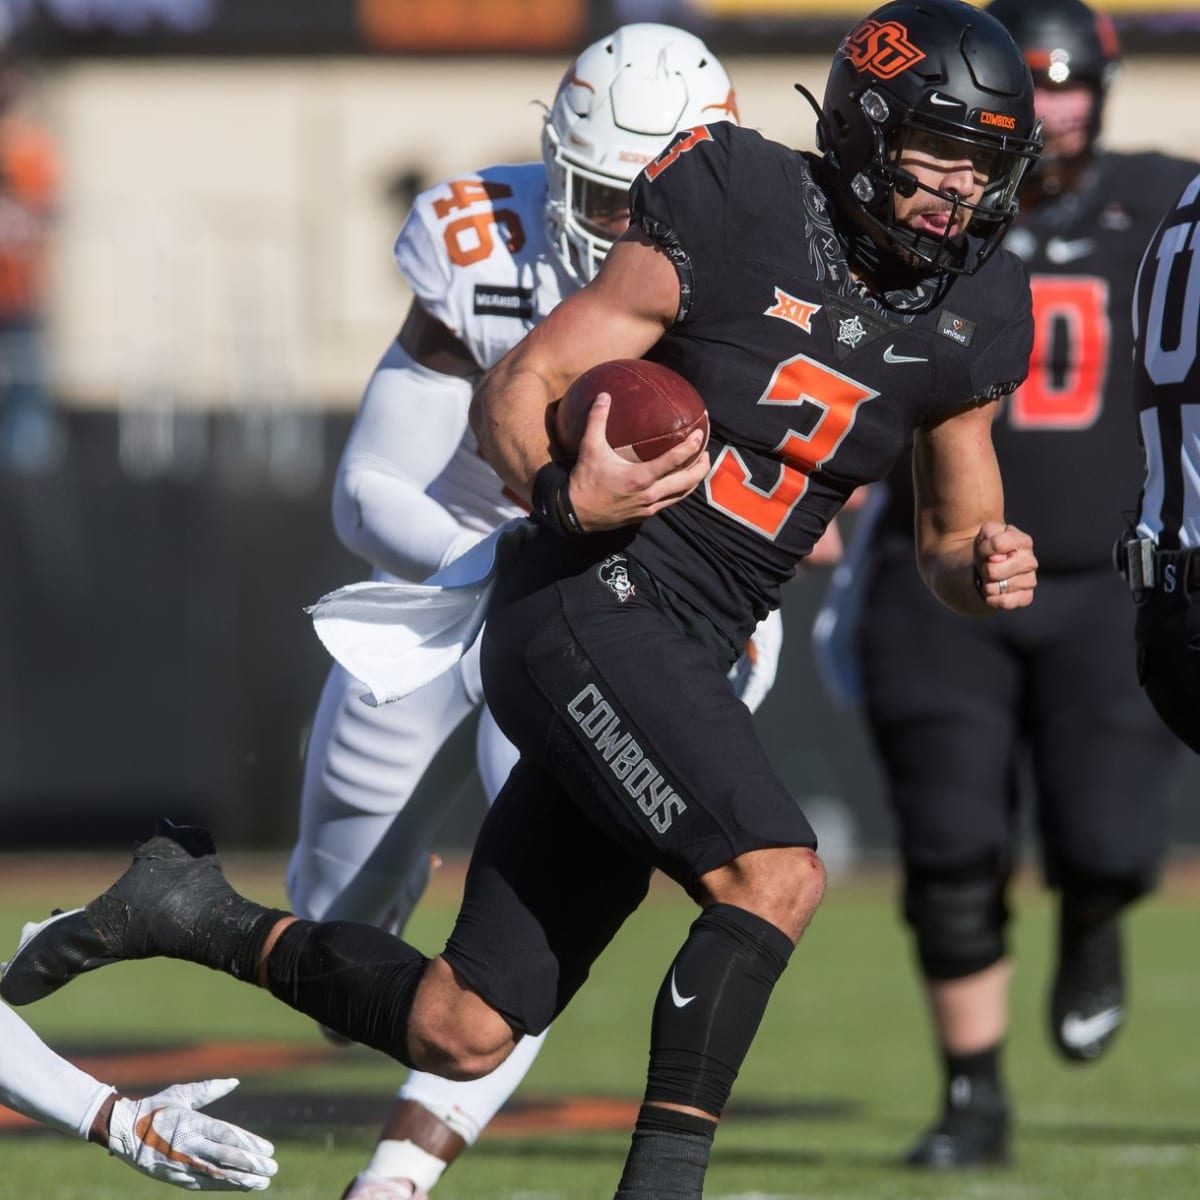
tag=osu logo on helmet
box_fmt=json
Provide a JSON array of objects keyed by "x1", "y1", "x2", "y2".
[{"x1": 843, "y1": 19, "x2": 926, "y2": 79}]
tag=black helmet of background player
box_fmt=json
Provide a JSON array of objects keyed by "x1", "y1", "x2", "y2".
[
  {"x1": 819, "y1": 0, "x2": 1042, "y2": 276},
  {"x1": 986, "y1": 0, "x2": 1119, "y2": 172}
]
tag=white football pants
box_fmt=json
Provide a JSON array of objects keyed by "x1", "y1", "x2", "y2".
[{"x1": 287, "y1": 631, "x2": 541, "y2": 1143}]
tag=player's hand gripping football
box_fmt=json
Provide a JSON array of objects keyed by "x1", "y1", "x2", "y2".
[
  {"x1": 102, "y1": 1078, "x2": 278, "y2": 1191},
  {"x1": 566, "y1": 392, "x2": 710, "y2": 531},
  {"x1": 973, "y1": 520, "x2": 1038, "y2": 610}
]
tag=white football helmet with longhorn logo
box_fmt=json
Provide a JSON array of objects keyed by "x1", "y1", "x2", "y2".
[{"x1": 543, "y1": 22, "x2": 739, "y2": 283}]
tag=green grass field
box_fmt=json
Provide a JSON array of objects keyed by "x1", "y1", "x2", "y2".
[{"x1": 2, "y1": 854, "x2": 1199, "y2": 1200}]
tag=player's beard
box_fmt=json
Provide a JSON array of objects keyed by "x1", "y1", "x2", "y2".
[{"x1": 891, "y1": 200, "x2": 966, "y2": 270}]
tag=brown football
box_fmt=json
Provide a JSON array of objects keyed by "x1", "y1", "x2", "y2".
[{"x1": 554, "y1": 359, "x2": 709, "y2": 463}]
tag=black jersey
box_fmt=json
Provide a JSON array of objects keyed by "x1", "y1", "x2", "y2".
[
  {"x1": 1132, "y1": 169, "x2": 1200, "y2": 552},
  {"x1": 879, "y1": 151, "x2": 1200, "y2": 569},
  {"x1": 624, "y1": 122, "x2": 1033, "y2": 640}
]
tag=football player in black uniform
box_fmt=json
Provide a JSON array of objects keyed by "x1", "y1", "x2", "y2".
[
  {"x1": 1118, "y1": 171, "x2": 1200, "y2": 753},
  {"x1": 843, "y1": 0, "x2": 1194, "y2": 1170},
  {"x1": 0, "y1": 3, "x2": 1043, "y2": 1196}
]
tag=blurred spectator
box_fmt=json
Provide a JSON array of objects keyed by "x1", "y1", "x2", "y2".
[
  {"x1": 0, "y1": 2, "x2": 31, "y2": 45},
  {"x1": 0, "y1": 50, "x2": 60, "y2": 473},
  {"x1": 39, "y1": 0, "x2": 214, "y2": 35}
]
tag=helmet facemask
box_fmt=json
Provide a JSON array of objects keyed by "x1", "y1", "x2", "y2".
[
  {"x1": 850, "y1": 101, "x2": 1043, "y2": 274},
  {"x1": 542, "y1": 22, "x2": 739, "y2": 284},
  {"x1": 543, "y1": 122, "x2": 636, "y2": 284}
]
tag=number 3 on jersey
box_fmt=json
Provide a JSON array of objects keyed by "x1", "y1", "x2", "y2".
[{"x1": 706, "y1": 353, "x2": 876, "y2": 539}]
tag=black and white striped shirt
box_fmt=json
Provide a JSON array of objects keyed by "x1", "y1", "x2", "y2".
[{"x1": 1132, "y1": 171, "x2": 1200, "y2": 550}]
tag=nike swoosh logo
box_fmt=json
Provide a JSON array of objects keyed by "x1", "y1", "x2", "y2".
[
  {"x1": 1045, "y1": 237, "x2": 1095, "y2": 264},
  {"x1": 1060, "y1": 1005, "x2": 1123, "y2": 1049},
  {"x1": 669, "y1": 967, "x2": 696, "y2": 1008},
  {"x1": 135, "y1": 1109, "x2": 204, "y2": 1170},
  {"x1": 929, "y1": 92, "x2": 959, "y2": 107},
  {"x1": 883, "y1": 345, "x2": 928, "y2": 365}
]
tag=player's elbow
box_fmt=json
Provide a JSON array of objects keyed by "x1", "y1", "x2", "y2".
[{"x1": 331, "y1": 457, "x2": 378, "y2": 561}]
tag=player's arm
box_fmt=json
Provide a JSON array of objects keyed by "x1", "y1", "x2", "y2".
[
  {"x1": 912, "y1": 399, "x2": 1038, "y2": 615},
  {"x1": 332, "y1": 299, "x2": 486, "y2": 581},
  {"x1": 470, "y1": 227, "x2": 710, "y2": 532},
  {"x1": 0, "y1": 1004, "x2": 276, "y2": 1190}
]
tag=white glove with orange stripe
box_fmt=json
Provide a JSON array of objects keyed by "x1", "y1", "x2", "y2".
[
  {"x1": 728, "y1": 607, "x2": 784, "y2": 715},
  {"x1": 107, "y1": 1079, "x2": 278, "y2": 1191}
]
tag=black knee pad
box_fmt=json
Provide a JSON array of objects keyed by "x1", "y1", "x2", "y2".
[
  {"x1": 266, "y1": 920, "x2": 428, "y2": 1065},
  {"x1": 904, "y1": 863, "x2": 1010, "y2": 981}
]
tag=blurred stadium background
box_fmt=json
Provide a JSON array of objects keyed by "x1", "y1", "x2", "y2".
[{"x1": 1, "y1": 0, "x2": 1198, "y2": 862}]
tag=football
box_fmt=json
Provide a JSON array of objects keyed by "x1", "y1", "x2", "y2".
[{"x1": 553, "y1": 359, "x2": 709, "y2": 463}]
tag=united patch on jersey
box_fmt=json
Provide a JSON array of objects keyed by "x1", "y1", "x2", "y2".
[
  {"x1": 474, "y1": 284, "x2": 534, "y2": 319},
  {"x1": 937, "y1": 310, "x2": 976, "y2": 347}
]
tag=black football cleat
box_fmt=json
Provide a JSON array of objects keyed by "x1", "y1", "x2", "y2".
[
  {"x1": 904, "y1": 1078, "x2": 1011, "y2": 1170},
  {"x1": 2, "y1": 819, "x2": 250, "y2": 1005},
  {"x1": 1, "y1": 908, "x2": 122, "y2": 1006},
  {"x1": 1050, "y1": 910, "x2": 1124, "y2": 1063}
]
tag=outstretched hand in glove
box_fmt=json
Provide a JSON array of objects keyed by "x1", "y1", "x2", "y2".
[{"x1": 92, "y1": 1078, "x2": 278, "y2": 1191}]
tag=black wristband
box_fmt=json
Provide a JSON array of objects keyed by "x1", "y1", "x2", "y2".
[
  {"x1": 531, "y1": 461, "x2": 584, "y2": 537},
  {"x1": 555, "y1": 478, "x2": 585, "y2": 536}
]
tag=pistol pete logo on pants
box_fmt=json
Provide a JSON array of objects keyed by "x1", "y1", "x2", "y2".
[
  {"x1": 566, "y1": 683, "x2": 687, "y2": 834},
  {"x1": 598, "y1": 555, "x2": 637, "y2": 603}
]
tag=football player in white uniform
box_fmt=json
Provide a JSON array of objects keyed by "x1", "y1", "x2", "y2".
[
  {"x1": 0, "y1": 1001, "x2": 277, "y2": 1190},
  {"x1": 286, "y1": 25, "x2": 766, "y2": 1200}
]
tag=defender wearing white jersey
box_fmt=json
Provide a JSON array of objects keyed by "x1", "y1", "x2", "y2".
[
  {"x1": 286, "y1": 26, "x2": 761, "y2": 1200},
  {"x1": 1118, "y1": 169, "x2": 1200, "y2": 753}
]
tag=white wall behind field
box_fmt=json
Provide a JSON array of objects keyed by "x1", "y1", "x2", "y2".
[{"x1": 35, "y1": 55, "x2": 1200, "y2": 410}]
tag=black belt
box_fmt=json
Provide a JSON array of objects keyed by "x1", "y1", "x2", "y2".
[{"x1": 1113, "y1": 534, "x2": 1200, "y2": 596}]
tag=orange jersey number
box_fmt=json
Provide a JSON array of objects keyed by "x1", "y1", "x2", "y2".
[
  {"x1": 1008, "y1": 275, "x2": 1109, "y2": 430},
  {"x1": 432, "y1": 179, "x2": 526, "y2": 268},
  {"x1": 644, "y1": 126, "x2": 713, "y2": 183},
  {"x1": 706, "y1": 353, "x2": 877, "y2": 540}
]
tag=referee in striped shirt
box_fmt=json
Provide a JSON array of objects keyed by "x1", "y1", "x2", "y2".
[{"x1": 1120, "y1": 169, "x2": 1200, "y2": 752}]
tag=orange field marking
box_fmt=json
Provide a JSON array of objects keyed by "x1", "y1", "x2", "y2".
[{"x1": 0, "y1": 1037, "x2": 641, "y2": 1136}]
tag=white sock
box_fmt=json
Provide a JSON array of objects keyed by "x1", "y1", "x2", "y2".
[
  {"x1": 365, "y1": 1139, "x2": 448, "y2": 1192},
  {"x1": 398, "y1": 1029, "x2": 548, "y2": 1143}
]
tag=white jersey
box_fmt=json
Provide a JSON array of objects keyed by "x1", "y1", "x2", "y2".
[{"x1": 394, "y1": 163, "x2": 575, "y2": 536}]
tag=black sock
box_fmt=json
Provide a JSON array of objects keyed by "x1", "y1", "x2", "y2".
[
  {"x1": 943, "y1": 1044, "x2": 1006, "y2": 1113},
  {"x1": 614, "y1": 1108, "x2": 715, "y2": 1199},
  {"x1": 644, "y1": 903, "x2": 794, "y2": 1116},
  {"x1": 264, "y1": 920, "x2": 429, "y2": 1065}
]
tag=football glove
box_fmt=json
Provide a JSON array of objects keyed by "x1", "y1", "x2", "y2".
[
  {"x1": 729, "y1": 607, "x2": 784, "y2": 715},
  {"x1": 107, "y1": 1078, "x2": 277, "y2": 1191}
]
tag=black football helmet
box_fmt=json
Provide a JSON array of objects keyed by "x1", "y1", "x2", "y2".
[
  {"x1": 819, "y1": 0, "x2": 1042, "y2": 275},
  {"x1": 986, "y1": 0, "x2": 1119, "y2": 164}
]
